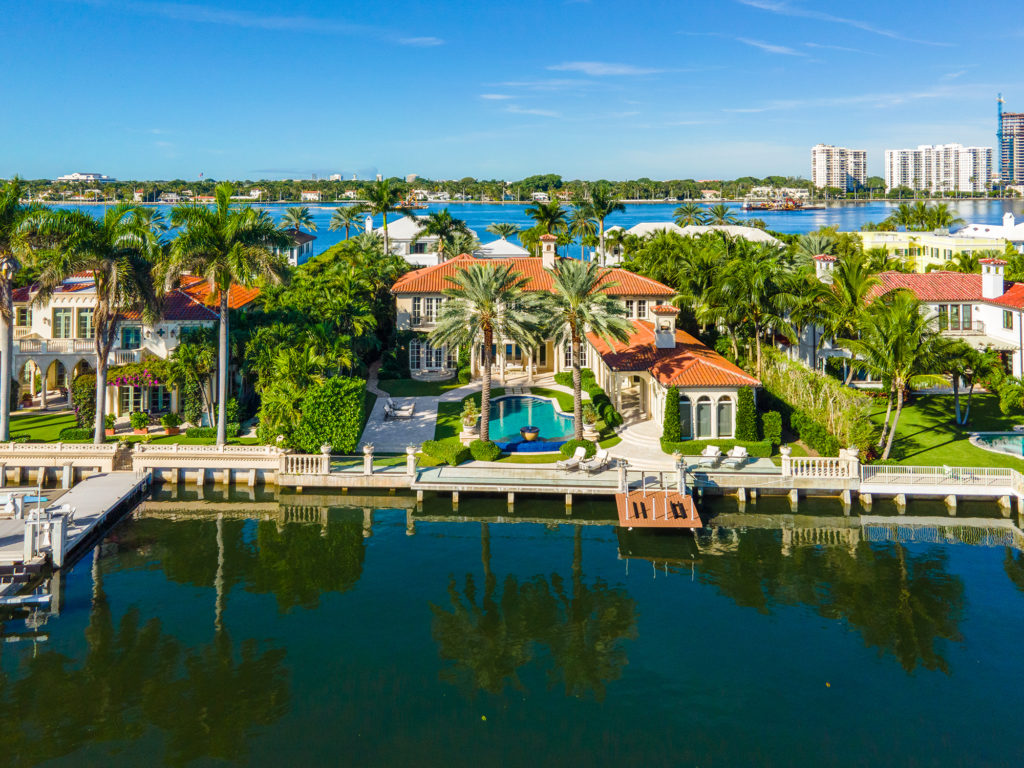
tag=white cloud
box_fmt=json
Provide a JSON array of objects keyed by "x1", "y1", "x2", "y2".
[
  {"x1": 736, "y1": 38, "x2": 807, "y2": 56},
  {"x1": 505, "y1": 105, "x2": 561, "y2": 118},
  {"x1": 804, "y1": 42, "x2": 880, "y2": 56},
  {"x1": 399, "y1": 36, "x2": 444, "y2": 47},
  {"x1": 480, "y1": 94, "x2": 513, "y2": 100},
  {"x1": 547, "y1": 61, "x2": 663, "y2": 76},
  {"x1": 736, "y1": 0, "x2": 952, "y2": 47}
]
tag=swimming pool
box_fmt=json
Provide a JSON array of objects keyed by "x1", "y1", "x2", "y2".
[
  {"x1": 488, "y1": 395, "x2": 575, "y2": 450},
  {"x1": 972, "y1": 432, "x2": 1024, "y2": 457}
]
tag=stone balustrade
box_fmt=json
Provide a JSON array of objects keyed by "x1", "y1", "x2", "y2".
[{"x1": 0, "y1": 442, "x2": 121, "y2": 486}]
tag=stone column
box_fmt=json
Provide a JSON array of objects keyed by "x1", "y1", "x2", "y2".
[
  {"x1": 40, "y1": 369, "x2": 48, "y2": 410},
  {"x1": 406, "y1": 445, "x2": 417, "y2": 476},
  {"x1": 28, "y1": 364, "x2": 36, "y2": 405},
  {"x1": 527, "y1": 349, "x2": 534, "y2": 384},
  {"x1": 362, "y1": 444, "x2": 374, "y2": 476}
]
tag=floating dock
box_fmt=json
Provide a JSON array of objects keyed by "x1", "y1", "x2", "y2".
[{"x1": 615, "y1": 490, "x2": 702, "y2": 530}]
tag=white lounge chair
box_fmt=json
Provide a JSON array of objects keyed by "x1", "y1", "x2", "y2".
[
  {"x1": 580, "y1": 448, "x2": 610, "y2": 473},
  {"x1": 384, "y1": 402, "x2": 415, "y2": 420},
  {"x1": 721, "y1": 445, "x2": 748, "y2": 469},
  {"x1": 696, "y1": 445, "x2": 722, "y2": 467},
  {"x1": 556, "y1": 446, "x2": 587, "y2": 470}
]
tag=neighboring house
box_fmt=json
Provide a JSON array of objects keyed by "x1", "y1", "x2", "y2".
[
  {"x1": 12, "y1": 275, "x2": 260, "y2": 418},
  {"x1": 601, "y1": 222, "x2": 782, "y2": 263},
  {"x1": 375, "y1": 216, "x2": 480, "y2": 267},
  {"x1": 700, "y1": 189, "x2": 722, "y2": 200},
  {"x1": 300, "y1": 190, "x2": 321, "y2": 202},
  {"x1": 957, "y1": 213, "x2": 1024, "y2": 250},
  {"x1": 157, "y1": 192, "x2": 180, "y2": 203},
  {"x1": 281, "y1": 228, "x2": 317, "y2": 266},
  {"x1": 474, "y1": 238, "x2": 530, "y2": 258},
  {"x1": 391, "y1": 238, "x2": 759, "y2": 433},
  {"x1": 857, "y1": 230, "x2": 1009, "y2": 272},
  {"x1": 810, "y1": 255, "x2": 1024, "y2": 378},
  {"x1": 529, "y1": 191, "x2": 550, "y2": 202}
]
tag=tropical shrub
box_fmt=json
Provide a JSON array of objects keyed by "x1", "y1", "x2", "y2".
[
  {"x1": 129, "y1": 411, "x2": 150, "y2": 430},
  {"x1": 554, "y1": 368, "x2": 595, "y2": 389},
  {"x1": 460, "y1": 399, "x2": 479, "y2": 426},
  {"x1": 160, "y1": 412, "x2": 182, "y2": 428},
  {"x1": 761, "y1": 411, "x2": 782, "y2": 448},
  {"x1": 293, "y1": 377, "x2": 366, "y2": 454},
  {"x1": 182, "y1": 383, "x2": 205, "y2": 425},
  {"x1": 457, "y1": 345, "x2": 471, "y2": 384},
  {"x1": 661, "y1": 438, "x2": 772, "y2": 458},
  {"x1": 58, "y1": 427, "x2": 94, "y2": 441},
  {"x1": 225, "y1": 397, "x2": 241, "y2": 425},
  {"x1": 559, "y1": 438, "x2": 597, "y2": 459},
  {"x1": 791, "y1": 411, "x2": 841, "y2": 457},
  {"x1": 421, "y1": 440, "x2": 471, "y2": 466},
  {"x1": 662, "y1": 386, "x2": 681, "y2": 442},
  {"x1": 589, "y1": 386, "x2": 622, "y2": 428},
  {"x1": 469, "y1": 439, "x2": 502, "y2": 461},
  {"x1": 104, "y1": 413, "x2": 115, "y2": 429},
  {"x1": 185, "y1": 424, "x2": 241, "y2": 439},
  {"x1": 735, "y1": 387, "x2": 758, "y2": 441},
  {"x1": 71, "y1": 373, "x2": 97, "y2": 428}
]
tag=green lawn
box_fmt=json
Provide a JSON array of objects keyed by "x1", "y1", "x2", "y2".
[
  {"x1": 871, "y1": 393, "x2": 1024, "y2": 468},
  {"x1": 378, "y1": 378, "x2": 467, "y2": 397},
  {"x1": 10, "y1": 411, "x2": 77, "y2": 441},
  {"x1": 433, "y1": 389, "x2": 507, "y2": 442}
]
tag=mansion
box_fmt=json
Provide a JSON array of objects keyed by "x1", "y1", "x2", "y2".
[
  {"x1": 392, "y1": 237, "x2": 760, "y2": 440},
  {"x1": 11, "y1": 274, "x2": 259, "y2": 418}
]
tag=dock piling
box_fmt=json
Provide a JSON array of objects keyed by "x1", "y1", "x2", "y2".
[
  {"x1": 788, "y1": 489, "x2": 799, "y2": 511},
  {"x1": 944, "y1": 495, "x2": 957, "y2": 515},
  {"x1": 999, "y1": 495, "x2": 1012, "y2": 517},
  {"x1": 895, "y1": 494, "x2": 907, "y2": 513}
]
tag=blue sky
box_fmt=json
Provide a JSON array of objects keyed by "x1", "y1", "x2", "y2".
[{"x1": 1, "y1": 0, "x2": 1019, "y2": 181}]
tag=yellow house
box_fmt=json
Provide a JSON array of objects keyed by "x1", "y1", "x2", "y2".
[{"x1": 857, "y1": 230, "x2": 1007, "y2": 272}]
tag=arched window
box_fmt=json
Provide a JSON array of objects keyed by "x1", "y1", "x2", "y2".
[
  {"x1": 679, "y1": 396, "x2": 692, "y2": 439},
  {"x1": 717, "y1": 396, "x2": 734, "y2": 438},
  {"x1": 695, "y1": 396, "x2": 713, "y2": 439}
]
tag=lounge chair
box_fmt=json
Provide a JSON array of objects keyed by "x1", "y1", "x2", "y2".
[
  {"x1": 721, "y1": 446, "x2": 749, "y2": 469},
  {"x1": 696, "y1": 445, "x2": 722, "y2": 467},
  {"x1": 384, "y1": 402, "x2": 415, "y2": 420},
  {"x1": 580, "y1": 448, "x2": 610, "y2": 473},
  {"x1": 556, "y1": 446, "x2": 587, "y2": 470}
]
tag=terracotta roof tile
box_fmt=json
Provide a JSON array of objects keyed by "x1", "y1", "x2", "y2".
[
  {"x1": 392, "y1": 254, "x2": 674, "y2": 296},
  {"x1": 869, "y1": 271, "x2": 984, "y2": 302},
  {"x1": 990, "y1": 283, "x2": 1024, "y2": 310},
  {"x1": 587, "y1": 320, "x2": 760, "y2": 388}
]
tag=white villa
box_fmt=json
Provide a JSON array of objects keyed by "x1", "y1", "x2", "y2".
[
  {"x1": 475, "y1": 238, "x2": 530, "y2": 258},
  {"x1": 956, "y1": 212, "x2": 1024, "y2": 250},
  {"x1": 281, "y1": 228, "x2": 317, "y2": 266},
  {"x1": 391, "y1": 237, "x2": 760, "y2": 438},
  {"x1": 374, "y1": 216, "x2": 480, "y2": 267},
  {"x1": 601, "y1": 222, "x2": 782, "y2": 263},
  {"x1": 11, "y1": 275, "x2": 260, "y2": 418}
]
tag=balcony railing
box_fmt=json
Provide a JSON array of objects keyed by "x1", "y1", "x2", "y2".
[
  {"x1": 13, "y1": 339, "x2": 143, "y2": 364},
  {"x1": 943, "y1": 320, "x2": 985, "y2": 335}
]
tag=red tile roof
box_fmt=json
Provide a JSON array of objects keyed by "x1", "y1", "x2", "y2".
[
  {"x1": 392, "y1": 254, "x2": 674, "y2": 296},
  {"x1": 651, "y1": 304, "x2": 679, "y2": 315},
  {"x1": 587, "y1": 321, "x2": 760, "y2": 388},
  {"x1": 869, "y1": 271, "x2": 984, "y2": 302},
  {"x1": 990, "y1": 283, "x2": 1024, "y2": 310}
]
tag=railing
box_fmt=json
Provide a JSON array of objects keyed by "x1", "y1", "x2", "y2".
[
  {"x1": 13, "y1": 328, "x2": 31, "y2": 339},
  {"x1": 281, "y1": 454, "x2": 328, "y2": 475},
  {"x1": 944, "y1": 320, "x2": 985, "y2": 335},
  {"x1": 14, "y1": 338, "x2": 94, "y2": 355},
  {"x1": 109, "y1": 349, "x2": 140, "y2": 365},
  {"x1": 0, "y1": 442, "x2": 119, "y2": 471},
  {"x1": 781, "y1": 454, "x2": 858, "y2": 479},
  {"x1": 861, "y1": 464, "x2": 1021, "y2": 488}
]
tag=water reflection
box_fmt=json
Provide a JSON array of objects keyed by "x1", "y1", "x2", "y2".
[{"x1": 431, "y1": 525, "x2": 637, "y2": 700}]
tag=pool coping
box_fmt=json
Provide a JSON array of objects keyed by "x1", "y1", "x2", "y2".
[
  {"x1": 489, "y1": 393, "x2": 576, "y2": 453},
  {"x1": 968, "y1": 431, "x2": 1024, "y2": 459}
]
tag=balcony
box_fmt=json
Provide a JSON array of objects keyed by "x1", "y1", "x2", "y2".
[
  {"x1": 12, "y1": 338, "x2": 143, "y2": 364},
  {"x1": 943, "y1": 320, "x2": 985, "y2": 335}
]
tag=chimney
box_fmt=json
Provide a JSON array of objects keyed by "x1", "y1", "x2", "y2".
[
  {"x1": 1005, "y1": 212, "x2": 1016, "y2": 230},
  {"x1": 813, "y1": 254, "x2": 837, "y2": 284},
  {"x1": 651, "y1": 305, "x2": 680, "y2": 349},
  {"x1": 364, "y1": 215, "x2": 373, "y2": 234},
  {"x1": 540, "y1": 234, "x2": 558, "y2": 269},
  {"x1": 980, "y1": 257, "x2": 1007, "y2": 299}
]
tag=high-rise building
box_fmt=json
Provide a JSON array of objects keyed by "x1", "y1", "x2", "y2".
[
  {"x1": 329, "y1": 173, "x2": 342, "y2": 181},
  {"x1": 884, "y1": 144, "x2": 992, "y2": 193},
  {"x1": 810, "y1": 144, "x2": 867, "y2": 191},
  {"x1": 999, "y1": 96, "x2": 1024, "y2": 184},
  {"x1": 405, "y1": 173, "x2": 419, "y2": 184}
]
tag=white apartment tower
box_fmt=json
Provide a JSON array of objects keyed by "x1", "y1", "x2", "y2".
[
  {"x1": 884, "y1": 144, "x2": 992, "y2": 194},
  {"x1": 810, "y1": 144, "x2": 867, "y2": 191}
]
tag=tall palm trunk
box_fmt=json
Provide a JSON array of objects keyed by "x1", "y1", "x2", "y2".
[
  {"x1": 881, "y1": 385, "x2": 905, "y2": 460},
  {"x1": 480, "y1": 328, "x2": 492, "y2": 442},
  {"x1": 92, "y1": 306, "x2": 117, "y2": 445},
  {"x1": 962, "y1": 380, "x2": 976, "y2": 426},
  {"x1": 572, "y1": 333, "x2": 584, "y2": 441},
  {"x1": 598, "y1": 221, "x2": 605, "y2": 266},
  {"x1": 217, "y1": 291, "x2": 229, "y2": 446},
  {"x1": 382, "y1": 212, "x2": 390, "y2": 254},
  {"x1": 951, "y1": 374, "x2": 961, "y2": 424},
  {"x1": 877, "y1": 388, "x2": 894, "y2": 448},
  {"x1": 0, "y1": 279, "x2": 11, "y2": 441}
]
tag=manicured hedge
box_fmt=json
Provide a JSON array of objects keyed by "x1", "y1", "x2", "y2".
[
  {"x1": 58, "y1": 427, "x2": 94, "y2": 441},
  {"x1": 422, "y1": 439, "x2": 471, "y2": 466},
  {"x1": 791, "y1": 411, "x2": 840, "y2": 457},
  {"x1": 662, "y1": 386, "x2": 681, "y2": 442},
  {"x1": 735, "y1": 387, "x2": 758, "y2": 441},
  {"x1": 293, "y1": 376, "x2": 366, "y2": 454},
  {"x1": 553, "y1": 368, "x2": 595, "y2": 389},
  {"x1": 761, "y1": 411, "x2": 782, "y2": 448},
  {"x1": 71, "y1": 373, "x2": 96, "y2": 428},
  {"x1": 559, "y1": 438, "x2": 597, "y2": 459},
  {"x1": 185, "y1": 423, "x2": 241, "y2": 439},
  {"x1": 661, "y1": 438, "x2": 772, "y2": 458},
  {"x1": 457, "y1": 345, "x2": 472, "y2": 384},
  {"x1": 469, "y1": 439, "x2": 502, "y2": 461}
]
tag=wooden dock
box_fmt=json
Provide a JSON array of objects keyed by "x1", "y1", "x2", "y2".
[{"x1": 615, "y1": 490, "x2": 702, "y2": 530}]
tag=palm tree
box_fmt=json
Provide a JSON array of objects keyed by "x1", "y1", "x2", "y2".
[
  {"x1": 569, "y1": 203, "x2": 597, "y2": 260},
  {"x1": 603, "y1": 228, "x2": 628, "y2": 263},
  {"x1": 364, "y1": 179, "x2": 406, "y2": 254},
  {"x1": 542, "y1": 259, "x2": 632, "y2": 441},
  {"x1": 796, "y1": 231, "x2": 836, "y2": 261},
  {"x1": 486, "y1": 222, "x2": 519, "y2": 240},
  {"x1": 328, "y1": 204, "x2": 366, "y2": 240},
  {"x1": 673, "y1": 202, "x2": 706, "y2": 227},
  {"x1": 0, "y1": 178, "x2": 35, "y2": 440},
  {"x1": 886, "y1": 203, "x2": 917, "y2": 230},
  {"x1": 165, "y1": 183, "x2": 290, "y2": 444},
  {"x1": 705, "y1": 203, "x2": 738, "y2": 225},
  {"x1": 588, "y1": 185, "x2": 625, "y2": 266},
  {"x1": 524, "y1": 200, "x2": 567, "y2": 250},
  {"x1": 446, "y1": 232, "x2": 481, "y2": 258},
  {"x1": 928, "y1": 202, "x2": 965, "y2": 230},
  {"x1": 842, "y1": 290, "x2": 942, "y2": 459},
  {"x1": 947, "y1": 251, "x2": 980, "y2": 274},
  {"x1": 817, "y1": 252, "x2": 879, "y2": 384},
  {"x1": 412, "y1": 209, "x2": 471, "y2": 261},
  {"x1": 279, "y1": 206, "x2": 317, "y2": 234},
  {"x1": 429, "y1": 263, "x2": 541, "y2": 442},
  {"x1": 27, "y1": 204, "x2": 161, "y2": 443}
]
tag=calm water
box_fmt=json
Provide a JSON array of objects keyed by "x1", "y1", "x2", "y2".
[
  {"x1": 59, "y1": 199, "x2": 1024, "y2": 262},
  {"x1": 2, "y1": 488, "x2": 1023, "y2": 766},
  {"x1": 489, "y1": 395, "x2": 575, "y2": 443}
]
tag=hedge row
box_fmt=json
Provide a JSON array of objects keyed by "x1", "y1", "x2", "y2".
[
  {"x1": 660, "y1": 438, "x2": 773, "y2": 458},
  {"x1": 422, "y1": 440, "x2": 471, "y2": 466},
  {"x1": 293, "y1": 376, "x2": 365, "y2": 454},
  {"x1": 559, "y1": 439, "x2": 597, "y2": 459},
  {"x1": 791, "y1": 411, "x2": 841, "y2": 457},
  {"x1": 58, "y1": 427, "x2": 94, "y2": 441},
  {"x1": 469, "y1": 439, "x2": 502, "y2": 461},
  {"x1": 185, "y1": 423, "x2": 241, "y2": 439},
  {"x1": 761, "y1": 411, "x2": 782, "y2": 448},
  {"x1": 553, "y1": 368, "x2": 595, "y2": 389}
]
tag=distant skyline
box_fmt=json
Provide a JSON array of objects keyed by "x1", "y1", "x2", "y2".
[{"x1": 1, "y1": 0, "x2": 1019, "y2": 181}]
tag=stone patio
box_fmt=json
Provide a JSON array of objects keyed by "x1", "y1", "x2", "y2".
[{"x1": 358, "y1": 396, "x2": 438, "y2": 453}]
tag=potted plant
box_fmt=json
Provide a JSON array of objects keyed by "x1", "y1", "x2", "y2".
[
  {"x1": 104, "y1": 414, "x2": 116, "y2": 437},
  {"x1": 461, "y1": 400, "x2": 480, "y2": 434},
  {"x1": 160, "y1": 412, "x2": 182, "y2": 436},
  {"x1": 582, "y1": 403, "x2": 600, "y2": 440},
  {"x1": 130, "y1": 410, "x2": 149, "y2": 435}
]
